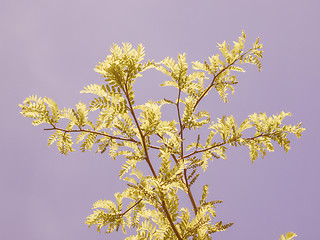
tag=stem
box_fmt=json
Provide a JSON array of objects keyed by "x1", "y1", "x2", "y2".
[
  {"x1": 43, "y1": 127, "x2": 161, "y2": 150},
  {"x1": 193, "y1": 50, "x2": 251, "y2": 111},
  {"x1": 124, "y1": 93, "x2": 157, "y2": 178},
  {"x1": 178, "y1": 49, "x2": 253, "y2": 136},
  {"x1": 176, "y1": 89, "x2": 198, "y2": 215},
  {"x1": 185, "y1": 177, "x2": 198, "y2": 215},
  {"x1": 181, "y1": 131, "x2": 279, "y2": 160},
  {"x1": 122, "y1": 78, "x2": 183, "y2": 240},
  {"x1": 120, "y1": 199, "x2": 142, "y2": 216},
  {"x1": 44, "y1": 127, "x2": 138, "y2": 143}
]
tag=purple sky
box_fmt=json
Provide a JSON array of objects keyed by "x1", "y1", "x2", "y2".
[{"x1": 1, "y1": 0, "x2": 319, "y2": 239}]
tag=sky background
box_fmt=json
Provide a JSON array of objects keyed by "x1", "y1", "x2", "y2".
[{"x1": 1, "y1": 0, "x2": 319, "y2": 239}]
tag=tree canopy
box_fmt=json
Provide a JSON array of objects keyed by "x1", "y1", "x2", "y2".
[{"x1": 20, "y1": 31, "x2": 304, "y2": 240}]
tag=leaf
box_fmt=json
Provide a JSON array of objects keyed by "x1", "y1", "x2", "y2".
[{"x1": 279, "y1": 232, "x2": 297, "y2": 240}]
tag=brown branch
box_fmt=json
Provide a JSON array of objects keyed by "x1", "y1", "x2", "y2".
[
  {"x1": 176, "y1": 86, "x2": 199, "y2": 215},
  {"x1": 44, "y1": 126, "x2": 136, "y2": 142},
  {"x1": 122, "y1": 77, "x2": 182, "y2": 240},
  {"x1": 157, "y1": 89, "x2": 199, "y2": 215},
  {"x1": 193, "y1": 49, "x2": 251, "y2": 111},
  {"x1": 123, "y1": 92, "x2": 157, "y2": 178},
  {"x1": 181, "y1": 131, "x2": 279, "y2": 160},
  {"x1": 120, "y1": 199, "x2": 142, "y2": 216},
  {"x1": 178, "y1": 50, "x2": 252, "y2": 136},
  {"x1": 43, "y1": 126, "x2": 161, "y2": 150}
]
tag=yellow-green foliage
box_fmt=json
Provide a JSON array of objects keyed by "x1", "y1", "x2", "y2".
[
  {"x1": 20, "y1": 31, "x2": 304, "y2": 239},
  {"x1": 279, "y1": 232, "x2": 297, "y2": 240}
]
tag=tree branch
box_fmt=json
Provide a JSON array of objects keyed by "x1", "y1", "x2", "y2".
[
  {"x1": 122, "y1": 75, "x2": 183, "y2": 240},
  {"x1": 43, "y1": 126, "x2": 161, "y2": 150},
  {"x1": 119, "y1": 199, "x2": 142, "y2": 216},
  {"x1": 181, "y1": 131, "x2": 279, "y2": 160},
  {"x1": 178, "y1": 49, "x2": 252, "y2": 136},
  {"x1": 193, "y1": 49, "x2": 251, "y2": 111}
]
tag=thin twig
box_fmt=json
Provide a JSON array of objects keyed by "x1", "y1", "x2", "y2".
[
  {"x1": 176, "y1": 87, "x2": 198, "y2": 215},
  {"x1": 181, "y1": 131, "x2": 279, "y2": 160},
  {"x1": 178, "y1": 49, "x2": 252, "y2": 136},
  {"x1": 43, "y1": 126, "x2": 161, "y2": 150},
  {"x1": 120, "y1": 199, "x2": 142, "y2": 216}
]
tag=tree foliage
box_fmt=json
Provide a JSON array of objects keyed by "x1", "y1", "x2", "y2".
[{"x1": 20, "y1": 31, "x2": 303, "y2": 240}]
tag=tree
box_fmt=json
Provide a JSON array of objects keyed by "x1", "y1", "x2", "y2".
[{"x1": 19, "y1": 31, "x2": 304, "y2": 240}]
